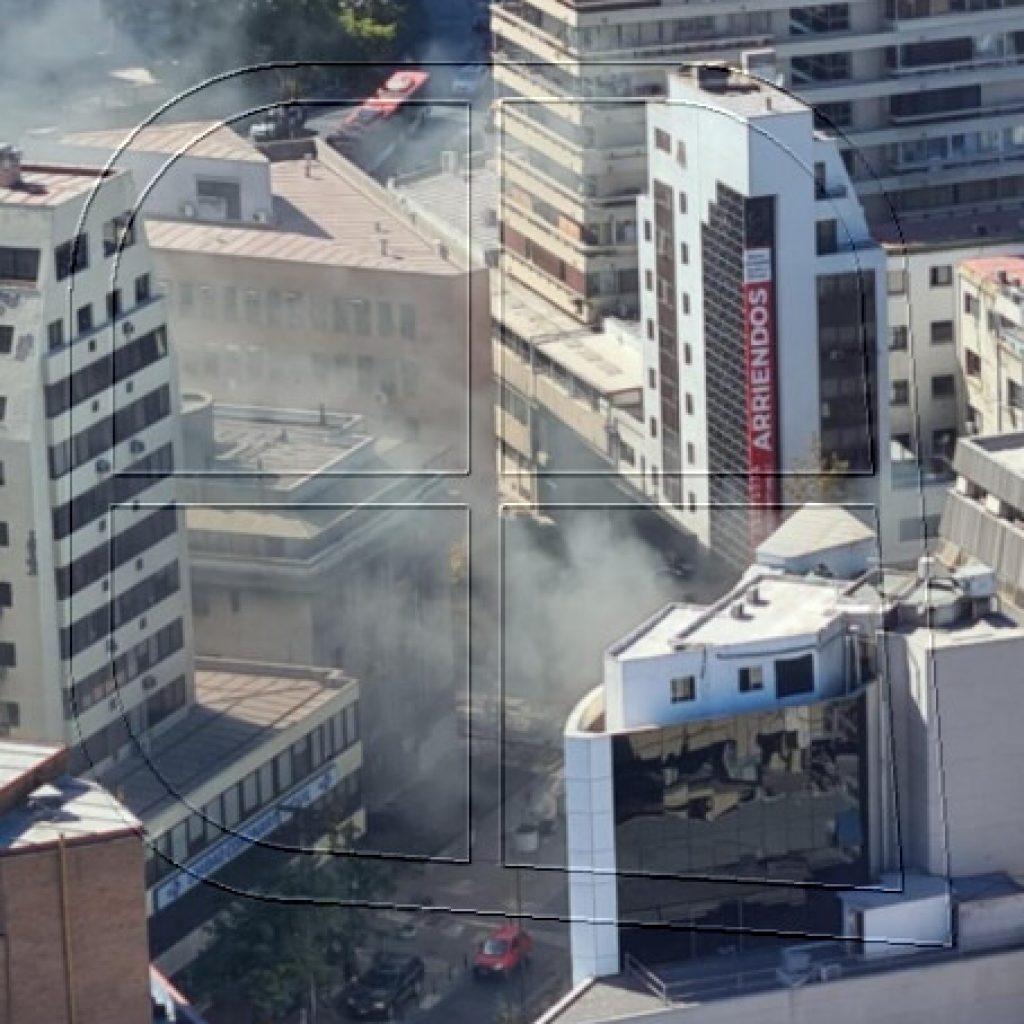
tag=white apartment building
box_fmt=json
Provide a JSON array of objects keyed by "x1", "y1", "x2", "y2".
[
  {"x1": 955, "y1": 253, "x2": 1024, "y2": 434},
  {"x1": 492, "y1": 0, "x2": 1024, "y2": 324},
  {"x1": 635, "y1": 66, "x2": 890, "y2": 564},
  {"x1": 0, "y1": 144, "x2": 194, "y2": 768}
]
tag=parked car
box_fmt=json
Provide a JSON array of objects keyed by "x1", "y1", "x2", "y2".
[
  {"x1": 451, "y1": 64, "x2": 489, "y2": 99},
  {"x1": 341, "y1": 953, "x2": 424, "y2": 1020},
  {"x1": 473, "y1": 925, "x2": 533, "y2": 979}
]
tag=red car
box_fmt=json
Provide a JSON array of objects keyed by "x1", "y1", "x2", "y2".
[{"x1": 473, "y1": 925, "x2": 533, "y2": 979}]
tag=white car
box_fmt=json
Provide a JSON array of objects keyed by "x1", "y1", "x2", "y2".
[{"x1": 452, "y1": 64, "x2": 489, "y2": 99}]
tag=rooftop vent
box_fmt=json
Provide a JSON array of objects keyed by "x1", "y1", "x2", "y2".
[
  {"x1": 27, "y1": 783, "x2": 65, "y2": 817},
  {"x1": 0, "y1": 144, "x2": 22, "y2": 189},
  {"x1": 730, "y1": 601, "x2": 748, "y2": 620}
]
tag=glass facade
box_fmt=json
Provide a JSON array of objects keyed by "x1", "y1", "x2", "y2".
[{"x1": 613, "y1": 693, "x2": 870, "y2": 963}]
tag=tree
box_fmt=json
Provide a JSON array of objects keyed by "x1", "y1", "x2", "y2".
[
  {"x1": 782, "y1": 434, "x2": 852, "y2": 507},
  {"x1": 189, "y1": 853, "x2": 395, "y2": 1023}
]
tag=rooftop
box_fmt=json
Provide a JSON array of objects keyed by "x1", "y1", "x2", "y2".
[
  {"x1": 756, "y1": 505, "x2": 876, "y2": 563},
  {"x1": 100, "y1": 661, "x2": 353, "y2": 823},
  {"x1": 966, "y1": 431, "x2": 1024, "y2": 476},
  {"x1": 45, "y1": 120, "x2": 268, "y2": 164},
  {"x1": 958, "y1": 252, "x2": 1024, "y2": 288},
  {"x1": 613, "y1": 574, "x2": 846, "y2": 663},
  {"x1": 146, "y1": 156, "x2": 458, "y2": 273},
  {"x1": 0, "y1": 163, "x2": 117, "y2": 208},
  {"x1": 0, "y1": 742, "x2": 139, "y2": 851},
  {"x1": 673, "y1": 63, "x2": 806, "y2": 117}
]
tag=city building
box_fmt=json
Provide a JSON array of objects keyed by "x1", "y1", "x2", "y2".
[
  {"x1": 879, "y1": 222, "x2": 1024, "y2": 467},
  {"x1": 0, "y1": 144, "x2": 195, "y2": 770},
  {"x1": 562, "y1": 503, "x2": 1024, "y2": 1016},
  {"x1": 941, "y1": 431, "x2": 1024, "y2": 602},
  {"x1": 955, "y1": 253, "x2": 1024, "y2": 435},
  {"x1": 27, "y1": 123, "x2": 492, "y2": 475},
  {"x1": 0, "y1": 740, "x2": 151, "y2": 1024},
  {"x1": 104, "y1": 656, "x2": 362, "y2": 973},
  {"x1": 636, "y1": 64, "x2": 889, "y2": 562},
  {"x1": 176, "y1": 394, "x2": 464, "y2": 850},
  {"x1": 0, "y1": 145, "x2": 366, "y2": 973},
  {"x1": 492, "y1": 0, "x2": 1024, "y2": 324}
]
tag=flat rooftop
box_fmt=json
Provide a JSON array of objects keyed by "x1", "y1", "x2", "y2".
[
  {"x1": 146, "y1": 157, "x2": 459, "y2": 273},
  {"x1": 0, "y1": 741, "x2": 139, "y2": 850},
  {"x1": 539, "y1": 331, "x2": 643, "y2": 396},
  {"x1": 965, "y1": 431, "x2": 1024, "y2": 476},
  {"x1": 0, "y1": 163, "x2": 117, "y2": 208},
  {"x1": 493, "y1": 271, "x2": 588, "y2": 343},
  {"x1": 756, "y1": 505, "x2": 876, "y2": 562},
  {"x1": 47, "y1": 120, "x2": 268, "y2": 164},
  {"x1": 960, "y1": 253, "x2": 1024, "y2": 287},
  {"x1": 673, "y1": 64, "x2": 806, "y2": 117},
  {"x1": 614, "y1": 575, "x2": 845, "y2": 662},
  {"x1": 100, "y1": 662, "x2": 353, "y2": 823}
]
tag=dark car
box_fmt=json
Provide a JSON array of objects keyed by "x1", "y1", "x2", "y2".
[{"x1": 342, "y1": 953, "x2": 425, "y2": 1020}]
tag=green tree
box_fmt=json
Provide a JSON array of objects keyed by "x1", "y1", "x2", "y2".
[
  {"x1": 189, "y1": 853, "x2": 395, "y2": 1023},
  {"x1": 782, "y1": 433, "x2": 852, "y2": 507}
]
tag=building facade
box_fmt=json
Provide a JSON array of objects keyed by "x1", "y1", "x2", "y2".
[
  {"x1": 635, "y1": 66, "x2": 889, "y2": 563},
  {"x1": 0, "y1": 146, "x2": 194, "y2": 770},
  {"x1": 492, "y1": 0, "x2": 1024, "y2": 324}
]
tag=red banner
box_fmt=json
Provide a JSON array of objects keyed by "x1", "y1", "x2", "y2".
[{"x1": 744, "y1": 241, "x2": 779, "y2": 548}]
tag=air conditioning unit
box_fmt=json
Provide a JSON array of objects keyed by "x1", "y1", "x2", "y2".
[
  {"x1": 129, "y1": 439, "x2": 146, "y2": 454},
  {"x1": 253, "y1": 209, "x2": 271, "y2": 225},
  {"x1": 142, "y1": 675, "x2": 158, "y2": 691},
  {"x1": 122, "y1": 319, "x2": 135, "y2": 337},
  {"x1": 179, "y1": 201, "x2": 197, "y2": 219},
  {"x1": 96, "y1": 458, "x2": 111, "y2": 474}
]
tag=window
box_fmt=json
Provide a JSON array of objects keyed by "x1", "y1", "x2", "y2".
[
  {"x1": 933, "y1": 429, "x2": 955, "y2": 458},
  {"x1": 399, "y1": 303, "x2": 416, "y2": 339},
  {"x1": 887, "y1": 269, "x2": 908, "y2": 295},
  {"x1": 649, "y1": 417, "x2": 658, "y2": 438},
  {"x1": 814, "y1": 101, "x2": 852, "y2": 130},
  {"x1": 196, "y1": 178, "x2": 241, "y2": 220},
  {"x1": 54, "y1": 235, "x2": 89, "y2": 280},
  {"x1": 644, "y1": 220, "x2": 652, "y2": 242},
  {"x1": 103, "y1": 215, "x2": 136, "y2": 256},
  {"x1": 816, "y1": 219, "x2": 839, "y2": 255},
  {"x1": 679, "y1": 192, "x2": 687, "y2": 215},
  {"x1": 76, "y1": 305, "x2": 93, "y2": 336},
  {"x1": 646, "y1": 319, "x2": 655, "y2": 340},
  {"x1": 964, "y1": 292, "x2": 979, "y2": 316},
  {"x1": 930, "y1": 265, "x2": 953, "y2": 287},
  {"x1": 241, "y1": 771, "x2": 259, "y2": 815},
  {"x1": 930, "y1": 320, "x2": 954, "y2": 344},
  {"x1": 47, "y1": 320, "x2": 64, "y2": 351},
  {"x1": 791, "y1": 51, "x2": 850, "y2": 83},
  {"x1": 680, "y1": 242, "x2": 689, "y2": 264},
  {"x1": 739, "y1": 666, "x2": 764, "y2": 693},
  {"x1": 676, "y1": 140, "x2": 687, "y2": 167},
  {"x1": 352, "y1": 299, "x2": 371, "y2": 334},
  {"x1": 645, "y1": 269, "x2": 653, "y2": 291},
  {"x1": 685, "y1": 393, "x2": 694, "y2": 415},
  {"x1": 890, "y1": 325, "x2": 908, "y2": 351},
  {"x1": 688, "y1": 492, "x2": 696, "y2": 513},
  {"x1": 0, "y1": 643, "x2": 15, "y2": 668},
  {"x1": 775, "y1": 653, "x2": 814, "y2": 698},
  {"x1": 686, "y1": 442, "x2": 695, "y2": 465},
  {"x1": 682, "y1": 293, "x2": 690, "y2": 315},
  {"x1": 1008, "y1": 379, "x2": 1024, "y2": 410},
  {"x1": 0, "y1": 246, "x2": 40, "y2": 282},
  {"x1": 106, "y1": 289, "x2": 122, "y2": 321},
  {"x1": 655, "y1": 128, "x2": 671, "y2": 152},
  {"x1": 648, "y1": 368, "x2": 657, "y2": 389},
  {"x1": 670, "y1": 675, "x2": 696, "y2": 703},
  {"x1": 683, "y1": 343, "x2": 692, "y2": 365},
  {"x1": 891, "y1": 379, "x2": 910, "y2": 405},
  {"x1": 965, "y1": 349, "x2": 981, "y2": 377},
  {"x1": 932, "y1": 374, "x2": 955, "y2": 398},
  {"x1": 135, "y1": 274, "x2": 151, "y2": 304},
  {"x1": 0, "y1": 524, "x2": 8, "y2": 547},
  {"x1": 0, "y1": 326, "x2": 10, "y2": 355}
]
